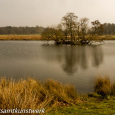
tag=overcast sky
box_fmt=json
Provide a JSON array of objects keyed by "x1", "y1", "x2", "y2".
[{"x1": 0, "y1": 0, "x2": 115, "y2": 27}]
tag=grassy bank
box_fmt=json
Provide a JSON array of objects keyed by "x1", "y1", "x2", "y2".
[
  {"x1": 0, "y1": 77, "x2": 115, "y2": 114},
  {"x1": 97, "y1": 35, "x2": 115, "y2": 40},
  {"x1": 48, "y1": 96, "x2": 115, "y2": 115},
  {"x1": 0, "y1": 35, "x2": 42, "y2": 40},
  {"x1": 0, "y1": 35, "x2": 115, "y2": 40}
]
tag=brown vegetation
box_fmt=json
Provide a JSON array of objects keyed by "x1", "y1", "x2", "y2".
[
  {"x1": 94, "y1": 77, "x2": 111, "y2": 97},
  {"x1": 0, "y1": 78, "x2": 78, "y2": 115},
  {"x1": 1, "y1": 76, "x2": 115, "y2": 114},
  {"x1": 0, "y1": 35, "x2": 41, "y2": 40},
  {"x1": 0, "y1": 34, "x2": 115, "y2": 41},
  {"x1": 94, "y1": 76, "x2": 115, "y2": 98}
]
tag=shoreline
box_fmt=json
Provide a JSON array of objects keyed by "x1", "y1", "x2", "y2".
[
  {"x1": 0, "y1": 77, "x2": 115, "y2": 114},
  {"x1": 0, "y1": 35, "x2": 115, "y2": 41}
]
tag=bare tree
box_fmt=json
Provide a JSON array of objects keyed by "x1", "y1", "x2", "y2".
[
  {"x1": 61, "y1": 12, "x2": 78, "y2": 41},
  {"x1": 91, "y1": 20, "x2": 104, "y2": 36},
  {"x1": 77, "y1": 17, "x2": 89, "y2": 42},
  {"x1": 88, "y1": 20, "x2": 105, "y2": 42},
  {"x1": 41, "y1": 26, "x2": 55, "y2": 41}
]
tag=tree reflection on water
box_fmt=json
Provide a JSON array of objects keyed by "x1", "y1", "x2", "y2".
[{"x1": 42, "y1": 44, "x2": 103, "y2": 75}]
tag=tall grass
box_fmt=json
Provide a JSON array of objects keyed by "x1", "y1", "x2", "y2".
[
  {"x1": 2, "y1": 76, "x2": 115, "y2": 114},
  {"x1": 0, "y1": 78, "x2": 78, "y2": 115},
  {"x1": 94, "y1": 76, "x2": 111, "y2": 97},
  {"x1": 94, "y1": 76, "x2": 115, "y2": 98}
]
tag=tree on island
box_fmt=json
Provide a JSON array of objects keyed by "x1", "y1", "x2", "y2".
[
  {"x1": 41, "y1": 26, "x2": 63, "y2": 42},
  {"x1": 88, "y1": 20, "x2": 105, "y2": 42},
  {"x1": 76, "y1": 17, "x2": 89, "y2": 43},
  {"x1": 61, "y1": 12, "x2": 78, "y2": 41},
  {"x1": 41, "y1": 12, "x2": 104, "y2": 45}
]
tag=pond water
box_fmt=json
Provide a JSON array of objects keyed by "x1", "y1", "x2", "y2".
[{"x1": 0, "y1": 40, "x2": 115, "y2": 93}]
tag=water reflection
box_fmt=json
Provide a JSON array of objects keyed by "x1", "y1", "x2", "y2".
[
  {"x1": 41, "y1": 44, "x2": 104, "y2": 75},
  {"x1": 79, "y1": 46, "x2": 88, "y2": 70},
  {"x1": 91, "y1": 46, "x2": 103, "y2": 67},
  {"x1": 62, "y1": 46, "x2": 78, "y2": 75}
]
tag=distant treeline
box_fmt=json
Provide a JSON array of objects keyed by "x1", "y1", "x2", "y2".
[
  {"x1": 0, "y1": 23, "x2": 115, "y2": 35},
  {"x1": 103, "y1": 23, "x2": 115, "y2": 35},
  {"x1": 0, "y1": 26, "x2": 44, "y2": 35}
]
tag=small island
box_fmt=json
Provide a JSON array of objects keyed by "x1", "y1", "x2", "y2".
[{"x1": 42, "y1": 12, "x2": 104, "y2": 45}]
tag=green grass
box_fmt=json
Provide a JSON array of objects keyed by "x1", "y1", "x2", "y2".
[{"x1": 47, "y1": 96, "x2": 115, "y2": 115}]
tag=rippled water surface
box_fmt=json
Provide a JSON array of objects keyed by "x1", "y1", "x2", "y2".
[{"x1": 0, "y1": 40, "x2": 115, "y2": 93}]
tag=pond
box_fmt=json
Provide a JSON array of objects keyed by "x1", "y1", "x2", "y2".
[{"x1": 0, "y1": 40, "x2": 115, "y2": 93}]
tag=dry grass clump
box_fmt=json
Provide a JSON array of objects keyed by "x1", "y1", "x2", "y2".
[
  {"x1": 111, "y1": 82, "x2": 115, "y2": 96},
  {"x1": 0, "y1": 78, "x2": 78, "y2": 115},
  {"x1": 94, "y1": 76, "x2": 111, "y2": 97},
  {"x1": 0, "y1": 78, "x2": 46, "y2": 114},
  {"x1": 44, "y1": 79, "x2": 78, "y2": 105},
  {"x1": 94, "y1": 76, "x2": 115, "y2": 98}
]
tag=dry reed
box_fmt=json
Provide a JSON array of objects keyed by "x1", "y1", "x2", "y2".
[{"x1": 0, "y1": 78, "x2": 78, "y2": 115}]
